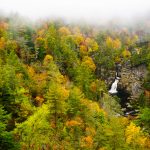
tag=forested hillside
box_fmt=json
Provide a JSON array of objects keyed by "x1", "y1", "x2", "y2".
[{"x1": 0, "y1": 16, "x2": 150, "y2": 150}]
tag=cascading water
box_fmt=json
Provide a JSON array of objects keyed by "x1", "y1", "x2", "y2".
[
  {"x1": 109, "y1": 79, "x2": 119, "y2": 94},
  {"x1": 109, "y1": 69, "x2": 120, "y2": 94}
]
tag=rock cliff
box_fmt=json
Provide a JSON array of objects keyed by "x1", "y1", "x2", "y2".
[{"x1": 119, "y1": 64, "x2": 148, "y2": 102}]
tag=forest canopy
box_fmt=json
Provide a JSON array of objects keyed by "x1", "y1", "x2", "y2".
[{"x1": 0, "y1": 14, "x2": 150, "y2": 150}]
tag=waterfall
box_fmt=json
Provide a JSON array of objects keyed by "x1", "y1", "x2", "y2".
[
  {"x1": 109, "y1": 64, "x2": 121, "y2": 94},
  {"x1": 109, "y1": 78, "x2": 119, "y2": 94}
]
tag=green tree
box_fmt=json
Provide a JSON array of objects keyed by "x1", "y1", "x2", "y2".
[
  {"x1": 45, "y1": 82, "x2": 69, "y2": 128},
  {"x1": 14, "y1": 104, "x2": 52, "y2": 150},
  {"x1": 0, "y1": 105, "x2": 19, "y2": 150}
]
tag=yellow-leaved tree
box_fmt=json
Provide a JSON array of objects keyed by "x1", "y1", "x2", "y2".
[
  {"x1": 58, "y1": 26, "x2": 71, "y2": 36},
  {"x1": 79, "y1": 44, "x2": 88, "y2": 55},
  {"x1": 81, "y1": 56, "x2": 96, "y2": 71},
  {"x1": 43, "y1": 54, "x2": 53, "y2": 65},
  {"x1": 106, "y1": 37, "x2": 114, "y2": 49},
  {"x1": 113, "y1": 38, "x2": 121, "y2": 49},
  {"x1": 85, "y1": 37, "x2": 99, "y2": 52},
  {"x1": 74, "y1": 33, "x2": 84, "y2": 45},
  {"x1": 122, "y1": 49, "x2": 131, "y2": 58},
  {"x1": 106, "y1": 37, "x2": 121, "y2": 49},
  {"x1": 125, "y1": 122, "x2": 147, "y2": 148}
]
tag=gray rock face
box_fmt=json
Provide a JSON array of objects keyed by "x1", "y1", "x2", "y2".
[
  {"x1": 119, "y1": 64, "x2": 147, "y2": 101},
  {"x1": 107, "y1": 63, "x2": 148, "y2": 102}
]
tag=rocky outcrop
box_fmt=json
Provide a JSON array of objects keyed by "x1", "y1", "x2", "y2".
[
  {"x1": 106, "y1": 62, "x2": 148, "y2": 100},
  {"x1": 118, "y1": 64, "x2": 148, "y2": 102},
  {"x1": 107, "y1": 62, "x2": 148, "y2": 114}
]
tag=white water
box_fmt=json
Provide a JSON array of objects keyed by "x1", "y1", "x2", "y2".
[{"x1": 109, "y1": 79, "x2": 119, "y2": 94}]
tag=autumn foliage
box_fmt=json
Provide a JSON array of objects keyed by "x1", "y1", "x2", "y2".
[{"x1": 0, "y1": 17, "x2": 150, "y2": 150}]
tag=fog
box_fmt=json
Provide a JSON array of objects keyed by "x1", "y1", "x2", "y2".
[{"x1": 0, "y1": 0, "x2": 150, "y2": 24}]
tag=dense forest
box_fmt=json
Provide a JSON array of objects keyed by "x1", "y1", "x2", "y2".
[{"x1": 0, "y1": 15, "x2": 150, "y2": 150}]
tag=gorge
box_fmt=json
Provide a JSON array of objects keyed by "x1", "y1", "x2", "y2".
[{"x1": 108, "y1": 63, "x2": 146, "y2": 116}]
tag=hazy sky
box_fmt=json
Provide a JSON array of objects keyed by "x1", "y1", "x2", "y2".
[{"x1": 0, "y1": 0, "x2": 150, "y2": 22}]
